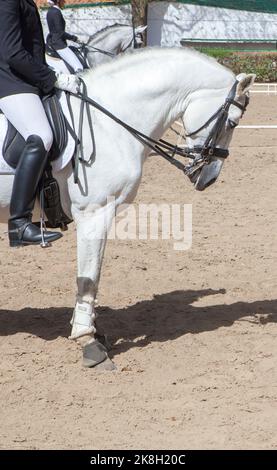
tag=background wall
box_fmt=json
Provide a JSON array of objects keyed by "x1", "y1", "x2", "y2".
[
  {"x1": 37, "y1": 1, "x2": 277, "y2": 47},
  {"x1": 37, "y1": 0, "x2": 121, "y2": 6},
  {"x1": 39, "y1": 2, "x2": 132, "y2": 41},
  {"x1": 147, "y1": 1, "x2": 277, "y2": 47},
  {"x1": 171, "y1": 1, "x2": 277, "y2": 14}
]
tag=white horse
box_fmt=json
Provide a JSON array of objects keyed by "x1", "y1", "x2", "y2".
[
  {"x1": 0, "y1": 48, "x2": 255, "y2": 370},
  {"x1": 85, "y1": 24, "x2": 147, "y2": 67},
  {"x1": 46, "y1": 24, "x2": 147, "y2": 72}
]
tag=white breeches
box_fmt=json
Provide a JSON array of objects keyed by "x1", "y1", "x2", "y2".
[
  {"x1": 56, "y1": 47, "x2": 84, "y2": 72},
  {"x1": 0, "y1": 93, "x2": 53, "y2": 151}
]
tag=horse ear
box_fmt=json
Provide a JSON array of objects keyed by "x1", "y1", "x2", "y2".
[
  {"x1": 135, "y1": 25, "x2": 147, "y2": 33},
  {"x1": 236, "y1": 73, "x2": 256, "y2": 95}
]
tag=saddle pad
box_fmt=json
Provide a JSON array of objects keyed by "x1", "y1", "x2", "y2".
[{"x1": 0, "y1": 91, "x2": 76, "y2": 176}]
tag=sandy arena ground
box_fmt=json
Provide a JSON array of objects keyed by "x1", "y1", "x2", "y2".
[{"x1": 0, "y1": 93, "x2": 276, "y2": 450}]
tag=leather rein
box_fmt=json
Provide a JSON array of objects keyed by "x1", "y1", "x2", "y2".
[
  {"x1": 69, "y1": 79, "x2": 248, "y2": 181},
  {"x1": 80, "y1": 42, "x2": 115, "y2": 59}
]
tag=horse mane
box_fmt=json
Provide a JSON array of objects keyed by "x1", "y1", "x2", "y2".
[
  {"x1": 88, "y1": 23, "x2": 130, "y2": 41},
  {"x1": 87, "y1": 46, "x2": 235, "y2": 85}
]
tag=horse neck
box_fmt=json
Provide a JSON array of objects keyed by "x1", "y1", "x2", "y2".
[{"x1": 88, "y1": 49, "x2": 234, "y2": 145}]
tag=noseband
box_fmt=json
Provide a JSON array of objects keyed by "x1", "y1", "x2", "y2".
[{"x1": 184, "y1": 80, "x2": 249, "y2": 178}]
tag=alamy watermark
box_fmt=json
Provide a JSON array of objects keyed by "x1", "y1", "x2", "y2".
[{"x1": 77, "y1": 197, "x2": 192, "y2": 251}]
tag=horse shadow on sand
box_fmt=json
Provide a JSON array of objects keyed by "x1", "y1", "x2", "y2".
[{"x1": 0, "y1": 289, "x2": 277, "y2": 357}]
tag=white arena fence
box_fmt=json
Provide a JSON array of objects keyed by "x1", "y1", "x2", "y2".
[
  {"x1": 250, "y1": 83, "x2": 277, "y2": 95},
  {"x1": 237, "y1": 125, "x2": 277, "y2": 128},
  {"x1": 239, "y1": 83, "x2": 277, "y2": 129}
]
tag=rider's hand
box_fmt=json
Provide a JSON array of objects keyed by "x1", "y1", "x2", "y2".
[{"x1": 55, "y1": 72, "x2": 81, "y2": 94}]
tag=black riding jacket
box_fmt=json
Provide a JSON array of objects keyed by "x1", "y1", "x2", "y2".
[
  {"x1": 46, "y1": 6, "x2": 78, "y2": 51},
  {"x1": 0, "y1": 0, "x2": 57, "y2": 99}
]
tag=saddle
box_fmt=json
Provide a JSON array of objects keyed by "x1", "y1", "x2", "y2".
[
  {"x1": 3, "y1": 94, "x2": 68, "y2": 168},
  {"x1": 1, "y1": 79, "x2": 95, "y2": 229},
  {"x1": 2, "y1": 93, "x2": 73, "y2": 230}
]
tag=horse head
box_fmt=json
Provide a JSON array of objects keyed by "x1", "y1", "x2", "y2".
[
  {"x1": 182, "y1": 73, "x2": 256, "y2": 191},
  {"x1": 133, "y1": 25, "x2": 147, "y2": 49},
  {"x1": 85, "y1": 24, "x2": 147, "y2": 66}
]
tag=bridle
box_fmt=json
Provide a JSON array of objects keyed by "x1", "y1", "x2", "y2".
[
  {"x1": 183, "y1": 80, "x2": 249, "y2": 179},
  {"x1": 77, "y1": 41, "x2": 115, "y2": 61},
  {"x1": 132, "y1": 24, "x2": 143, "y2": 49},
  {"x1": 69, "y1": 79, "x2": 249, "y2": 182},
  {"x1": 78, "y1": 26, "x2": 143, "y2": 61}
]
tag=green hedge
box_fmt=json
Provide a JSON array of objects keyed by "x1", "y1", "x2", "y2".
[
  {"x1": 201, "y1": 50, "x2": 277, "y2": 81},
  {"x1": 222, "y1": 53, "x2": 277, "y2": 82}
]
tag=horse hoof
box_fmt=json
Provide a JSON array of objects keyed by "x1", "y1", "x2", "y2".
[
  {"x1": 95, "y1": 332, "x2": 112, "y2": 351},
  {"x1": 82, "y1": 339, "x2": 115, "y2": 370},
  {"x1": 94, "y1": 357, "x2": 117, "y2": 372}
]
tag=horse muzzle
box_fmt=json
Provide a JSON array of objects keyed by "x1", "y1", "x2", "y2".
[
  {"x1": 186, "y1": 157, "x2": 225, "y2": 191},
  {"x1": 195, "y1": 158, "x2": 224, "y2": 191}
]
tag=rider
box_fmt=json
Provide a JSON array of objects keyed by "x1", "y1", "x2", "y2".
[
  {"x1": 0, "y1": 0, "x2": 80, "y2": 247},
  {"x1": 46, "y1": 0, "x2": 84, "y2": 73}
]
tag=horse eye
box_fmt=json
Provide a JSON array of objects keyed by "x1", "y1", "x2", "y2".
[{"x1": 228, "y1": 119, "x2": 238, "y2": 129}]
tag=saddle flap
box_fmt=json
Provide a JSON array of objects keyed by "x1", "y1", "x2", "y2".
[{"x1": 42, "y1": 92, "x2": 68, "y2": 161}]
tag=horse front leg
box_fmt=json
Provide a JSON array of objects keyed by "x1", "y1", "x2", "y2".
[{"x1": 70, "y1": 204, "x2": 116, "y2": 370}]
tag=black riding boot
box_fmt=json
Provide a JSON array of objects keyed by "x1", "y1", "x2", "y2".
[{"x1": 8, "y1": 135, "x2": 63, "y2": 247}]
